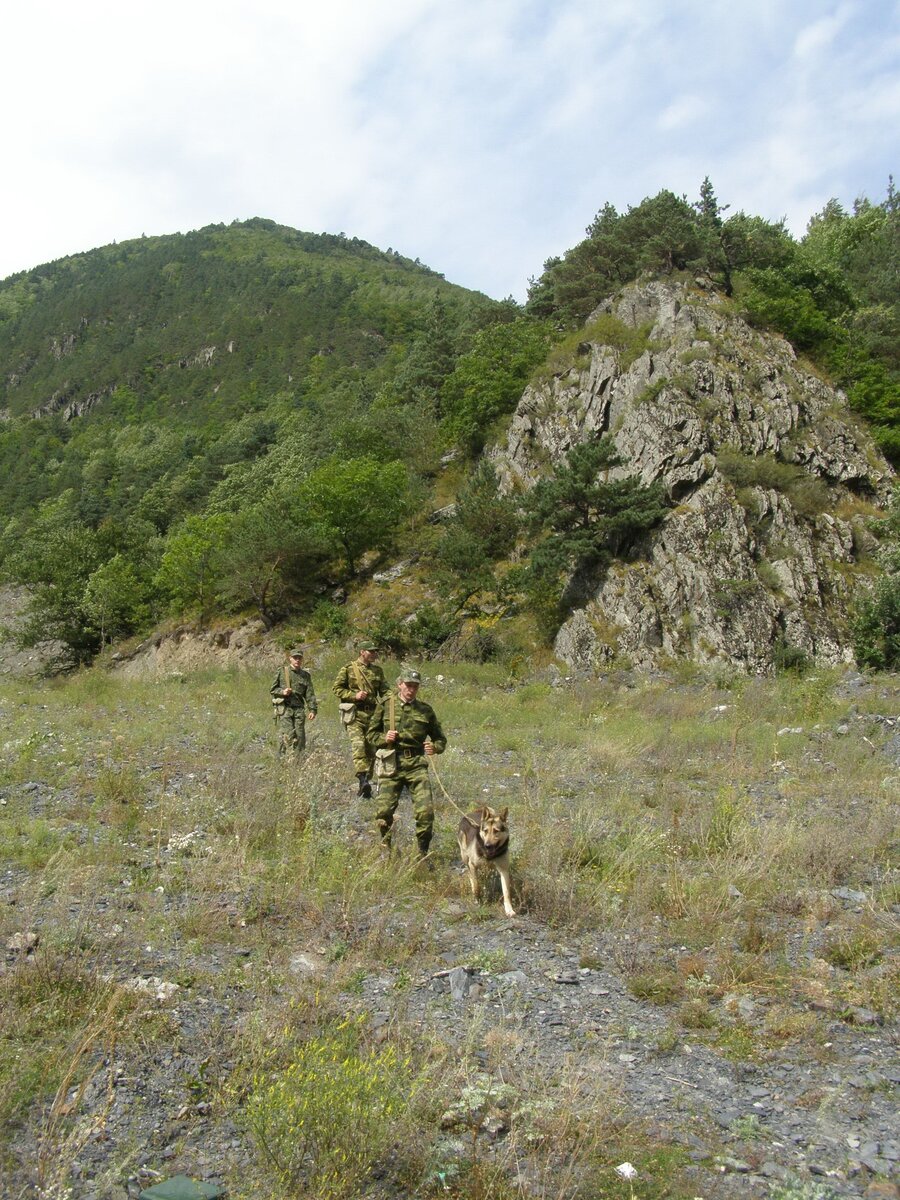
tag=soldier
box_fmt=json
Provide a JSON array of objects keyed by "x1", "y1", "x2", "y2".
[
  {"x1": 270, "y1": 648, "x2": 317, "y2": 761},
  {"x1": 332, "y1": 642, "x2": 388, "y2": 798},
  {"x1": 366, "y1": 666, "x2": 447, "y2": 862}
]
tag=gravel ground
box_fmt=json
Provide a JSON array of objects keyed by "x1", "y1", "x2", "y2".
[{"x1": 1, "y1": 672, "x2": 898, "y2": 1200}]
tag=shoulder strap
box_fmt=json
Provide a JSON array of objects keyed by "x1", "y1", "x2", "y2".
[{"x1": 389, "y1": 693, "x2": 395, "y2": 730}]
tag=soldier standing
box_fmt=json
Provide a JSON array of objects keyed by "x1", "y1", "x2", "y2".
[
  {"x1": 270, "y1": 648, "x2": 317, "y2": 762},
  {"x1": 366, "y1": 667, "x2": 446, "y2": 861},
  {"x1": 332, "y1": 643, "x2": 388, "y2": 798}
]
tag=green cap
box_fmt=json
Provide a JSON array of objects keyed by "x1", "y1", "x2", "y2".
[
  {"x1": 398, "y1": 666, "x2": 422, "y2": 684},
  {"x1": 288, "y1": 648, "x2": 305, "y2": 657},
  {"x1": 359, "y1": 643, "x2": 378, "y2": 653}
]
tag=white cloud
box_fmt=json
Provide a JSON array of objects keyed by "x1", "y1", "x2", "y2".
[
  {"x1": 0, "y1": 0, "x2": 897, "y2": 298},
  {"x1": 658, "y1": 96, "x2": 708, "y2": 133}
]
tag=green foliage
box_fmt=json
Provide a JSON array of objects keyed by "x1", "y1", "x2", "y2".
[
  {"x1": 773, "y1": 638, "x2": 812, "y2": 675},
  {"x1": 218, "y1": 502, "x2": 332, "y2": 629},
  {"x1": 82, "y1": 553, "x2": 151, "y2": 644},
  {"x1": 154, "y1": 513, "x2": 232, "y2": 626},
  {"x1": 388, "y1": 293, "x2": 459, "y2": 413},
  {"x1": 297, "y1": 456, "x2": 412, "y2": 578},
  {"x1": 528, "y1": 189, "x2": 717, "y2": 323},
  {"x1": 404, "y1": 602, "x2": 457, "y2": 652},
  {"x1": 738, "y1": 267, "x2": 835, "y2": 351},
  {"x1": 2, "y1": 505, "x2": 104, "y2": 661},
  {"x1": 311, "y1": 600, "x2": 350, "y2": 640},
  {"x1": 523, "y1": 437, "x2": 668, "y2": 637},
  {"x1": 246, "y1": 1018, "x2": 411, "y2": 1198},
  {"x1": 852, "y1": 489, "x2": 900, "y2": 671},
  {"x1": 431, "y1": 463, "x2": 519, "y2": 606},
  {"x1": 441, "y1": 316, "x2": 555, "y2": 452},
  {"x1": 716, "y1": 448, "x2": 830, "y2": 516},
  {"x1": 527, "y1": 438, "x2": 668, "y2": 573}
]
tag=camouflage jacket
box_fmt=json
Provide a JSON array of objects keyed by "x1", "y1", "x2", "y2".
[
  {"x1": 331, "y1": 659, "x2": 388, "y2": 713},
  {"x1": 270, "y1": 665, "x2": 317, "y2": 712},
  {"x1": 367, "y1": 690, "x2": 447, "y2": 762}
]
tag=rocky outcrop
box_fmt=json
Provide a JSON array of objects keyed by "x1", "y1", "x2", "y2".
[
  {"x1": 110, "y1": 619, "x2": 282, "y2": 678},
  {"x1": 0, "y1": 586, "x2": 71, "y2": 676},
  {"x1": 31, "y1": 388, "x2": 109, "y2": 420},
  {"x1": 493, "y1": 278, "x2": 894, "y2": 673}
]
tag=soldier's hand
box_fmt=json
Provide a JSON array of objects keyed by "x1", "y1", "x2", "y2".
[
  {"x1": 307, "y1": 712, "x2": 316, "y2": 721},
  {"x1": 424, "y1": 741, "x2": 435, "y2": 756},
  {"x1": 386, "y1": 729, "x2": 398, "y2": 743},
  {"x1": 355, "y1": 690, "x2": 368, "y2": 701},
  {"x1": 282, "y1": 687, "x2": 292, "y2": 696}
]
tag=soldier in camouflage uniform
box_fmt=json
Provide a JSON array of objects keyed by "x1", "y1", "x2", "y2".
[
  {"x1": 366, "y1": 667, "x2": 447, "y2": 860},
  {"x1": 270, "y1": 649, "x2": 317, "y2": 761},
  {"x1": 332, "y1": 643, "x2": 388, "y2": 798}
]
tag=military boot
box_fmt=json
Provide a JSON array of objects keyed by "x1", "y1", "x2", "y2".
[
  {"x1": 416, "y1": 833, "x2": 434, "y2": 871},
  {"x1": 356, "y1": 773, "x2": 372, "y2": 799}
]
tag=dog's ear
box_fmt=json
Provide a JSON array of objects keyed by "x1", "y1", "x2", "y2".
[
  {"x1": 478, "y1": 805, "x2": 489, "y2": 820},
  {"x1": 498, "y1": 807, "x2": 509, "y2": 821}
]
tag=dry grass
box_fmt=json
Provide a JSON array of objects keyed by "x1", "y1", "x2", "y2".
[{"x1": 1, "y1": 658, "x2": 897, "y2": 1195}]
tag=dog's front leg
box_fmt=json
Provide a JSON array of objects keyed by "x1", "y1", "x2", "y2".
[
  {"x1": 467, "y1": 861, "x2": 481, "y2": 901},
  {"x1": 496, "y1": 859, "x2": 516, "y2": 917}
]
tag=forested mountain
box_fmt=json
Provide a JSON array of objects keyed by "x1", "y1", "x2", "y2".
[{"x1": 0, "y1": 184, "x2": 897, "y2": 670}]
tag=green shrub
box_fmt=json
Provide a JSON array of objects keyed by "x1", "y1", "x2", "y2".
[
  {"x1": 773, "y1": 638, "x2": 811, "y2": 674},
  {"x1": 312, "y1": 600, "x2": 349, "y2": 640},
  {"x1": 246, "y1": 1019, "x2": 412, "y2": 1198}
]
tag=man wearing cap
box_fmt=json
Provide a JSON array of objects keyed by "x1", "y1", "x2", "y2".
[
  {"x1": 332, "y1": 643, "x2": 388, "y2": 798},
  {"x1": 270, "y1": 648, "x2": 317, "y2": 761},
  {"x1": 366, "y1": 667, "x2": 447, "y2": 861}
]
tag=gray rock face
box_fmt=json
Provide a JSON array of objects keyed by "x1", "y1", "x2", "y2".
[{"x1": 493, "y1": 279, "x2": 894, "y2": 673}]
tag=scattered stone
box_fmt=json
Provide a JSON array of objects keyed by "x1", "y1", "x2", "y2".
[
  {"x1": 125, "y1": 976, "x2": 180, "y2": 1002},
  {"x1": 865, "y1": 1181, "x2": 900, "y2": 1199},
  {"x1": 449, "y1": 966, "x2": 474, "y2": 1001},
  {"x1": 843, "y1": 1007, "x2": 883, "y2": 1027},
  {"x1": 831, "y1": 886, "x2": 868, "y2": 904},
  {"x1": 722, "y1": 992, "x2": 756, "y2": 1021},
  {"x1": 6, "y1": 931, "x2": 39, "y2": 953},
  {"x1": 287, "y1": 952, "x2": 325, "y2": 977},
  {"x1": 717, "y1": 1157, "x2": 752, "y2": 1173}
]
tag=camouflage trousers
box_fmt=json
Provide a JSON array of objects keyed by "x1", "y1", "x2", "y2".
[
  {"x1": 345, "y1": 709, "x2": 375, "y2": 776},
  {"x1": 374, "y1": 761, "x2": 434, "y2": 850},
  {"x1": 276, "y1": 707, "x2": 308, "y2": 760}
]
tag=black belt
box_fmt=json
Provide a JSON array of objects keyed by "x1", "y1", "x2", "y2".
[{"x1": 399, "y1": 745, "x2": 425, "y2": 758}]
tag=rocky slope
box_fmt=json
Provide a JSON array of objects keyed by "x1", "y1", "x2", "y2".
[{"x1": 492, "y1": 278, "x2": 895, "y2": 674}]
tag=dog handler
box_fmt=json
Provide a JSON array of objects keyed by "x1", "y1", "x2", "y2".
[
  {"x1": 332, "y1": 642, "x2": 388, "y2": 798},
  {"x1": 366, "y1": 667, "x2": 446, "y2": 860},
  {"x1": 270, "y1": 648, "x2": 317, "y2": 762}
]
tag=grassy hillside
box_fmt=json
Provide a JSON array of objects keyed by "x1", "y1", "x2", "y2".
[{"x1": 1, "y1": 657, "x2": 897, "y2": 1196}]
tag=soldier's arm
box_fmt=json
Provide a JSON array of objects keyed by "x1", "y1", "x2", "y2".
[
  {"x1": 428, "y1": 709, "x2": 447, "y2": 755},
  {"x1": 366, "y1": 699, "x2": 388, "y2": 750},
  {"x1": 331, "y1": 665, "x2": 352, "y2": 702},
  {"x1": 270, "y1": 673, "x2": 286, "y2": 697},
  {"x1": 306, "y1": 673, "x2": 318, "y2": 715}
]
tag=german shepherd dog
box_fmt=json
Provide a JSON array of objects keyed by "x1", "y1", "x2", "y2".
[{"x1": 457, "y1": 806, "x2": 516, "y2": 917}]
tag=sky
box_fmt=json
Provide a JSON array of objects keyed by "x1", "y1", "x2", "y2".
[{"x1": 2, "y1": 0, "x2": 898, "y2": 301}]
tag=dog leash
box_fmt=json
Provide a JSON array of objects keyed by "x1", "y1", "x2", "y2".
[{"x1": 426, "y1": 749, "x2": 474, "y2": 823}]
